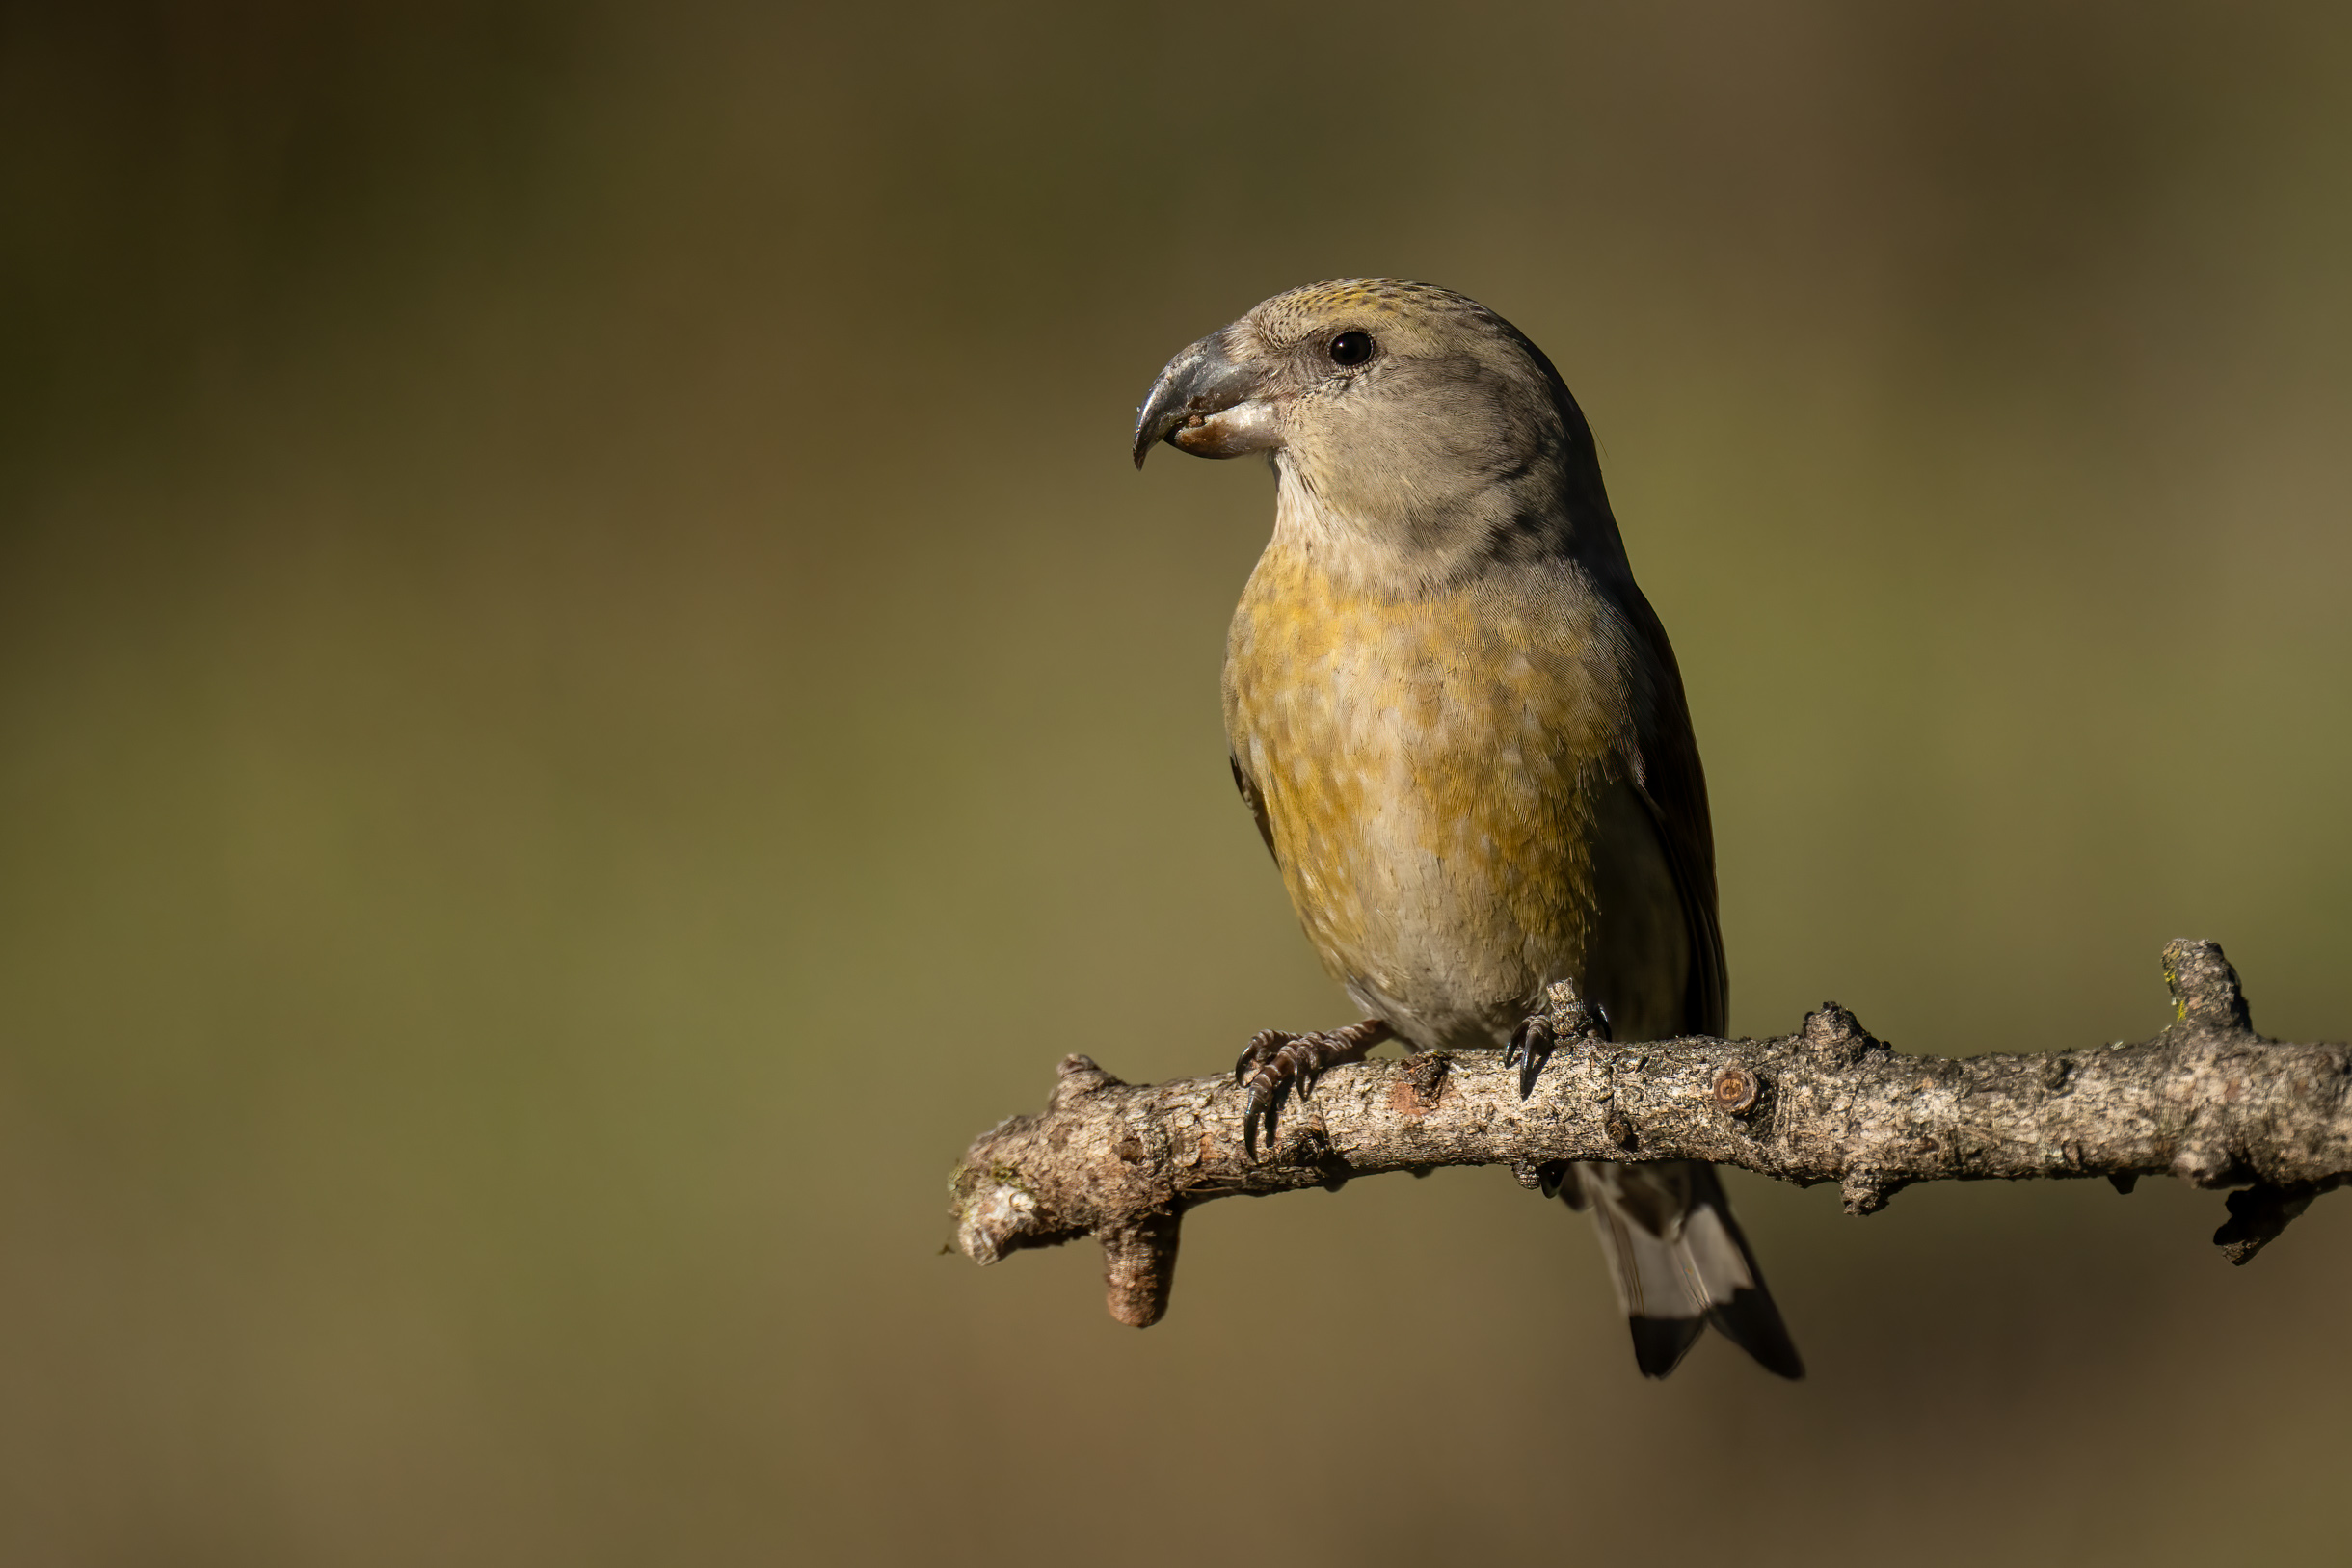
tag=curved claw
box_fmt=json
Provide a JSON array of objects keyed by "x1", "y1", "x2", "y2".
[
  {"x1": 1508, "y1": 1015, "x2": 1556, "y2": 1099},
  {"x1": 1241, "y1": 1037, "x2": 1314, "y2": 1156},
  {"x1": 1243, "y1": 1077, "x2": 1281, "y2": 1157}
]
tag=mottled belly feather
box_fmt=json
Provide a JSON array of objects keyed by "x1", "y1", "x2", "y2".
[{"x1": 1224, "y1": 545, "x2": 1684, "y2": 1049}]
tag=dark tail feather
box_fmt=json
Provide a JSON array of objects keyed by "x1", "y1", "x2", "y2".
[
  {"x1": 1571, "y1": 1160, "x2": 1804, "y2": 1381},
  {"x1": 1689, "y1": 1166, "x2": 1804, "y2": 1379},
  {"x1": 1705, "y1": 1288, "x2": 1804, "y2": 1379},
  {"x1": 1628, "y1": 1314, "x2": 1706, "y2": 1378}
]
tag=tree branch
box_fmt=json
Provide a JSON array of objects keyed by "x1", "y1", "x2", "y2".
[{"x1": 949, "y1": 941, "x2": 2350, "y2": 1327}]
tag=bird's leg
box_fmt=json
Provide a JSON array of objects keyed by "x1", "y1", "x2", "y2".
[{"x1": 1233, "y1": 1019, "x2": 1393, "y2": 1156}]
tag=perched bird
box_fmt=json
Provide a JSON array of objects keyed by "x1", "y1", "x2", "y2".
[{"x1": 1133, "y1": 279, "x2": 1802, "y2": 1379}]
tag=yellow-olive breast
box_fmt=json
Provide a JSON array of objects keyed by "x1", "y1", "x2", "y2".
[{"x1": 1224, "y1": 537, "x2": 1679, "y2": 1049}]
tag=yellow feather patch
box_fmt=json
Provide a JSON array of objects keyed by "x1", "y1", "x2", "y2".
[{"x1": 1224, "y1": 541, "x2": 1619, "y2": 1043}]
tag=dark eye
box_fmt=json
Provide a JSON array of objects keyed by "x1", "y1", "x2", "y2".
[{"x1": 1327, "y1": 331, "x2": 1375, "y2": 367}]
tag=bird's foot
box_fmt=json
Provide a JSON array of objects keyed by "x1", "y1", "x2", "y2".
[
  {"x1": 1234, "y1": 1019, "x2": 1392, "y2": 1157},
  {"x1": 1505, "y1": 985, "x2": 1612, "y2": 1097}
]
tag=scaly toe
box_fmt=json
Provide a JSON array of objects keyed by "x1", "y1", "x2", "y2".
[{"x1": 1235, "y1": 1028, "x2": 1288, "y2": 1085}]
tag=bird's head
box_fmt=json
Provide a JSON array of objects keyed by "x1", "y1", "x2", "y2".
[{"x1": 1133, "y1": 279, "x2": 1617, "y2": 573}]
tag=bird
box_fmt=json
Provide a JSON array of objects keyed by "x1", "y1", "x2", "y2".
[{"x1": 1132, "y1": 279, "x2": 1803, "y2": 1380}]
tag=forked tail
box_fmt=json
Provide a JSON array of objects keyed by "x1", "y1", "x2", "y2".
[{"x1": 1565, "y1": 1159, "x2": 1804, "y2": 1379}]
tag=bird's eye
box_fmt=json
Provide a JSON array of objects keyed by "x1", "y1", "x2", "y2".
[{"x1": 1327, "y1": 331, "x2": 1375, "y2": 367}]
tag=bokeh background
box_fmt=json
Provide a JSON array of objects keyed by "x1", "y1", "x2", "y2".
[{"x1": 4, "y1": 3, "x2": 2349, "y2": 1563}]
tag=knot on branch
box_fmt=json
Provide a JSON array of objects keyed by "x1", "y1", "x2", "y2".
[
  {"x1": 1802, "y1": 1001, "x2": 1885, "y2": 1064},
  {"x1": 1098, "y1": 1213, "x2": 1182, "y2": 1327},
  {"x1": 1839, "y1": 1173, "x2": 1902, "y2": 1217},
  {"x1": 1394, "y1": 1051, "x2": 1452, "y2": 1114},
  {"x1": 2213, "y1": 1177, "x2": 2346, "y2": 1265},
  {"x1": 953, "y1": 1157, "x2": 1046, "y2": 1267},
  {"x1": 1052, "y1": 1052, "x2": 1125, "y2": 1104},
  {"x1": 1710, "y1": 1065, "x2": 1760, "y2": 1114},
  {"x1": 2164, "y1": 939, "x2": 2253, "y2": 1038}
]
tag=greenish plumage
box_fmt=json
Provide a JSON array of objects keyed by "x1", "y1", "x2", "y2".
[{"x1": 1137, "y1": 279, "x2": 1800, "y2": 1379}]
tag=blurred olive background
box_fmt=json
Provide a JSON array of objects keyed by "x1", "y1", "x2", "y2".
[{"x1": 4, "y1": 3, "x2": 2349, "y2": 1563}]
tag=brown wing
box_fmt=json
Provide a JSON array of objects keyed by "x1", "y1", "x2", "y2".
[{"x1": 1615, "y1": 584, "x2": 1727, "y2": 1037}]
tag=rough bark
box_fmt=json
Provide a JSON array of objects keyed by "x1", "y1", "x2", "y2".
[{"x1": 949, "y1": 941, "x2": 2350, "y2": 1327}]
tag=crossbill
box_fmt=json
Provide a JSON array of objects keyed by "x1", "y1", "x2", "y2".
[{"x1": 1134, "y1": 279, "x2": 1802, "y2": 1379}]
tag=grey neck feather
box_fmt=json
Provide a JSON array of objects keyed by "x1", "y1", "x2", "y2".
[{"x1": 1270, "y1": 372, "x2": 1633, "y2": 600}]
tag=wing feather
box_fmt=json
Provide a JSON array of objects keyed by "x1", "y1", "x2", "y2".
[
  {"x1": 1230, "y1": 755, "x2": 1277, "y2": 863},
  {"x1": 1614, "y1": 583, "x2": 1726, "y2": 1036}
]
